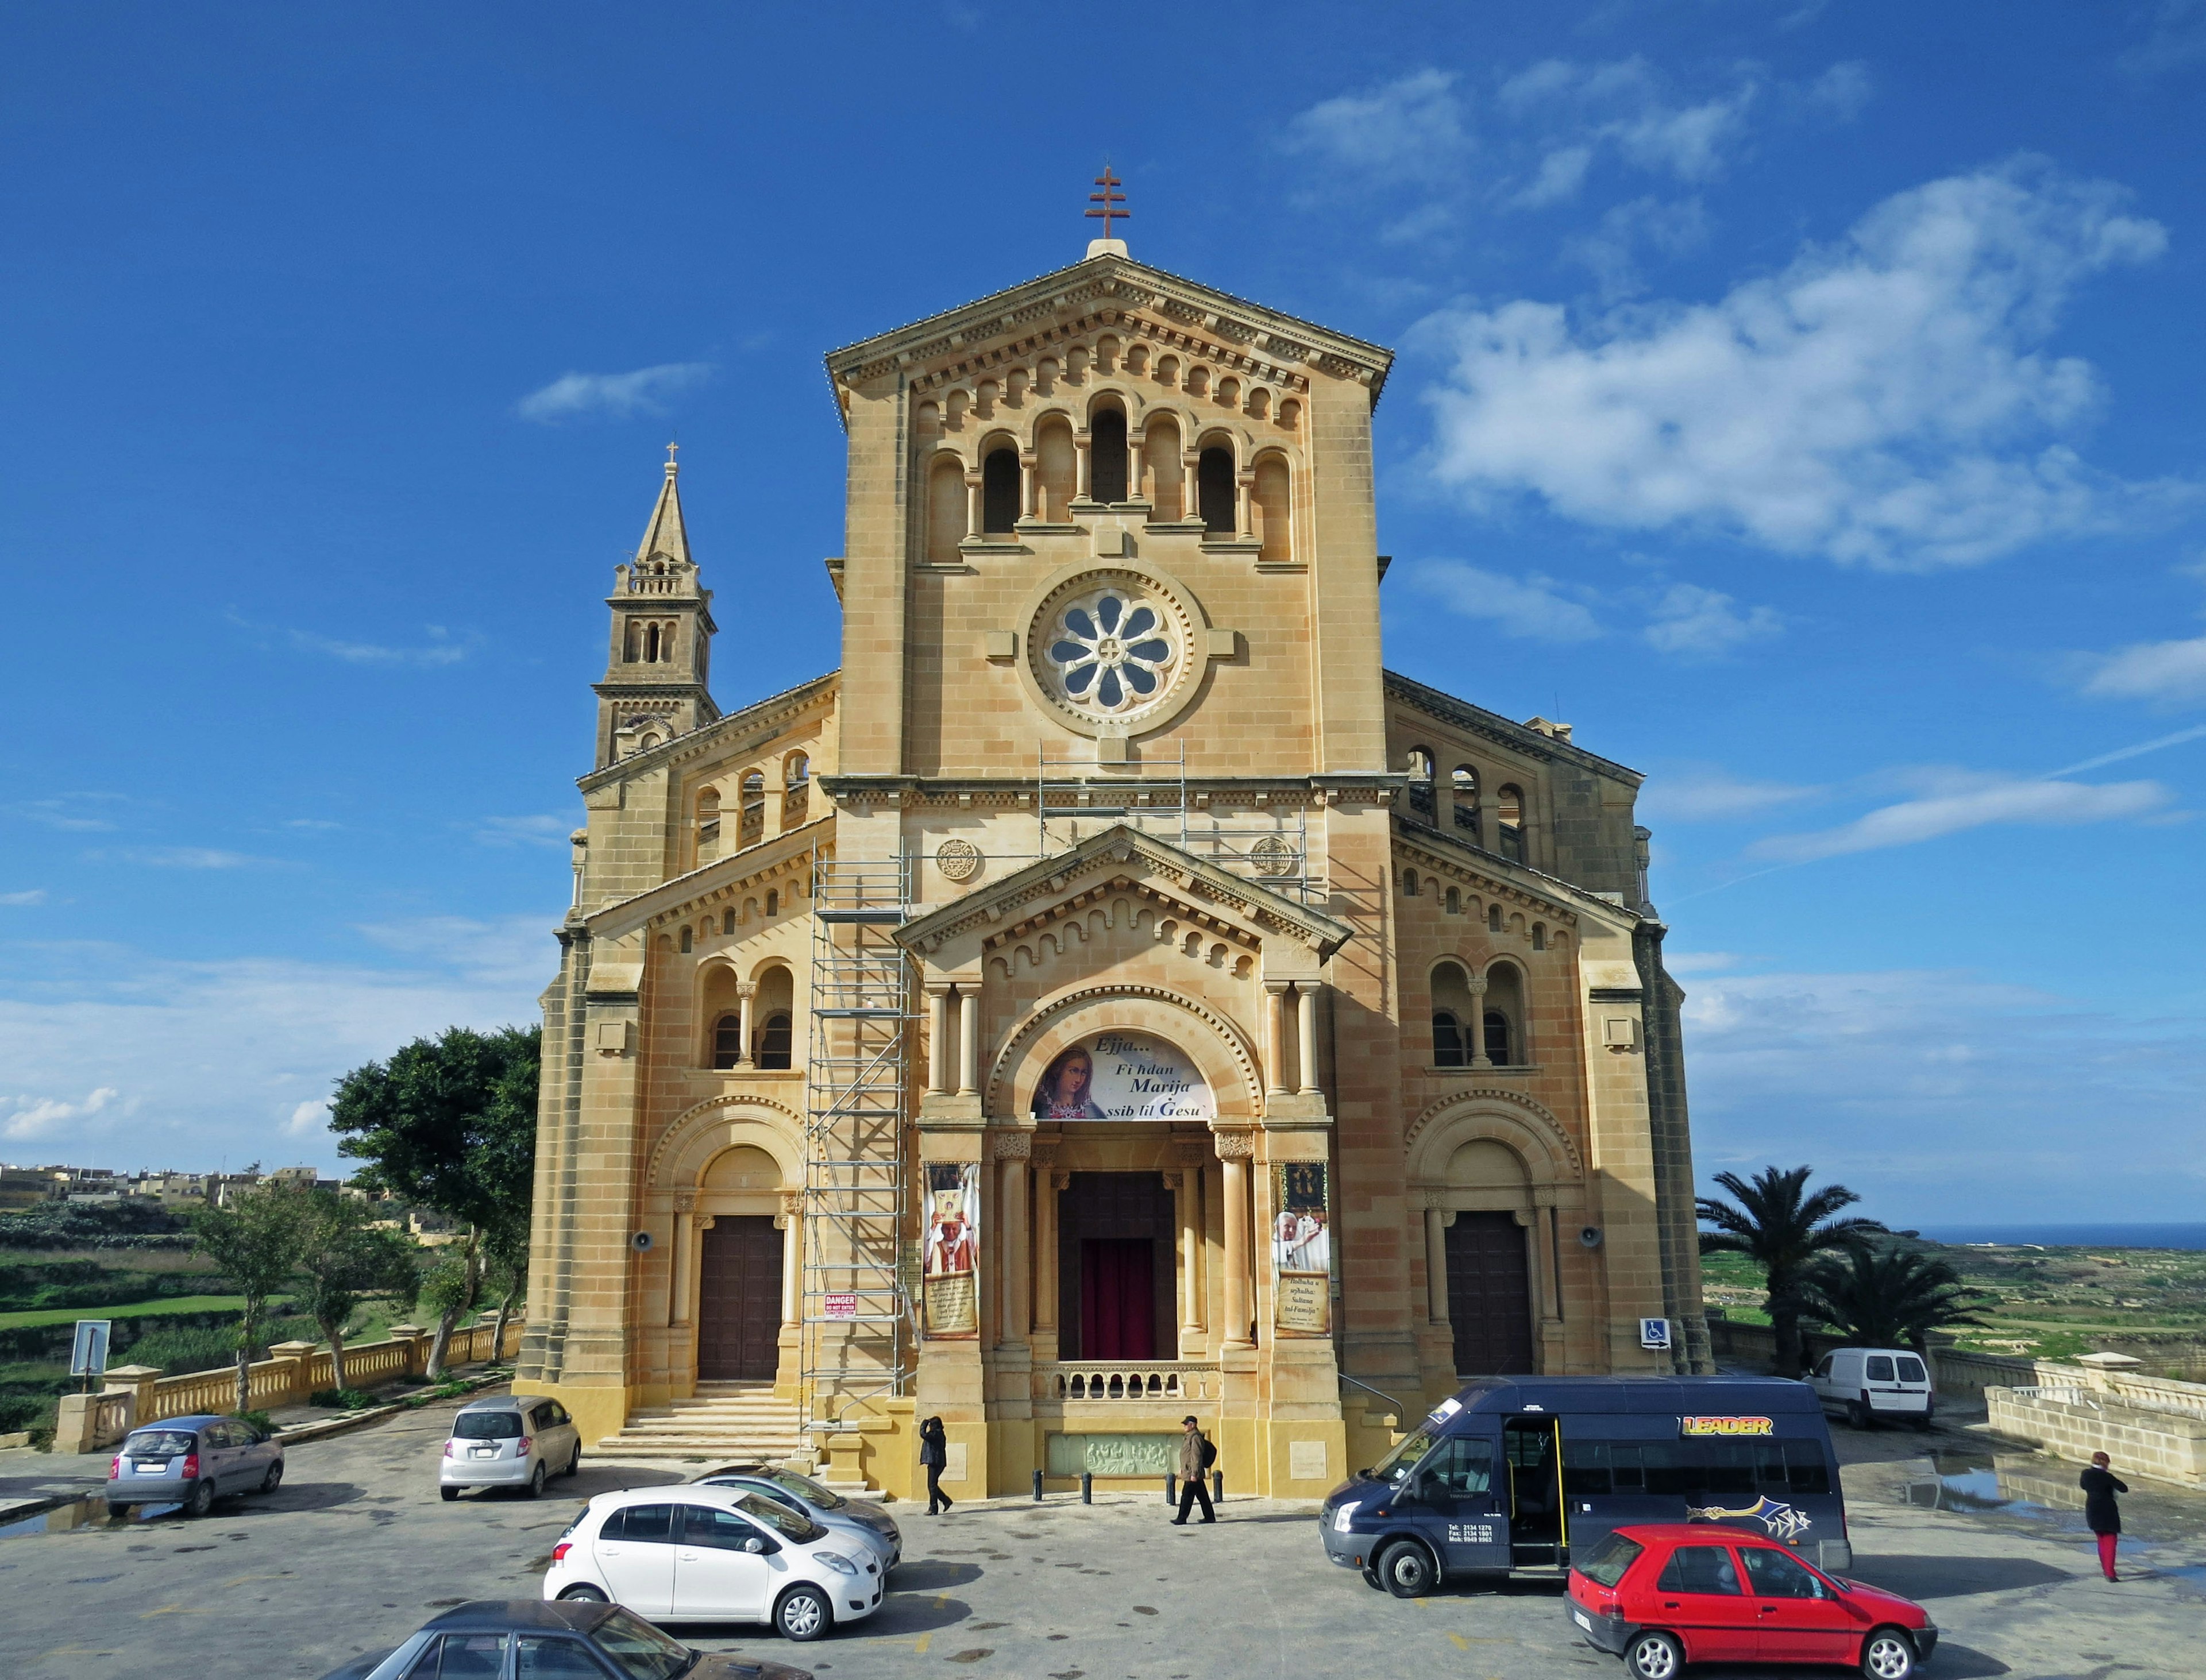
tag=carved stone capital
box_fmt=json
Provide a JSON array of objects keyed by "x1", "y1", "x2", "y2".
[
  {"x1": 1212, "y1": 1129, "x2": 1255, "y2": 1160},
  {"x1": 673, "y1": 1191, "x2": 696, "y2": 1214},
  {"x1": 1161, "y1": 1171, "x2": 1185, "y2": 1191},
  {"x1": 780, "y1": 1193, "x2": 804, "y2": 1218},
  {"x1": 695, "y1": 1214, "x2": 716, "y2": 1231},
  {"x1": 1052, "y1": 1171, "x2": 1072, "y2": 1191},
  {"x1": 735, "y1": 980, "x2": 758, "y2": 999},
  {"x1": 992, "y1": 1130, "x2": 1033, "y2": 1160}
]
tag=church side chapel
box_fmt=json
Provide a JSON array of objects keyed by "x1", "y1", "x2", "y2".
[{"x1": 520, "y1": 200, "x2": 1710, "y2": 1501}]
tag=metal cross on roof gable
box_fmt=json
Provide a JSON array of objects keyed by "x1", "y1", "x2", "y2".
[{"x1": 1085, "y1": 168, "x2": 1130, "y2": 242}]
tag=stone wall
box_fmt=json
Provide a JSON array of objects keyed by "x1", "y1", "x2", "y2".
[{"x1": 1986, "y1": 1386, "x2": 2206, "y2": 1488}]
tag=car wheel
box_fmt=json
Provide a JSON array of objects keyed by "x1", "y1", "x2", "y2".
[
  {"x1": 774, "y1": 1584, "x2": 832, "y2": 1642},
  {"x1": 527, "y1": 1462, "x2": 546, "y2": 1499},
  {"x1": 440, "y1": 1486, "x2": 461, "y2": 1502},
  {"x1": 567, "y1": 1446, "x2": 581, "y2": 1478},
  {"x1": 1861, "y1": 1628, "x2": 1916, "y2": 1680},
  {"x1": 1360, "y1": 1566, "x2": 1383, "y2": 1591},
  {"x1": 1847, "y1": 1401, "x2": 1873, "y2": 1430},
  {"x1": 1625, "y1": 1630, "x2": 1684, "y2": 1680},
  {"x1": 259, "y1": 1460, "x2": 284, "y2": 1495},
  {"x1": 182, "y1": 1480, "x2": 215, "y2": 1520},
  {"x1": 1375, "y1": 1539, "x2": 1436, "y2": 1598},
  {"x1": 557, "y1": 1585, "x2": 609, "y2": 1603}
]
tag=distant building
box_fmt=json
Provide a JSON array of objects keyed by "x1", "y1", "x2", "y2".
[{"x1": 0, "y1": 1165, "x2": 64, "y2": 1211}]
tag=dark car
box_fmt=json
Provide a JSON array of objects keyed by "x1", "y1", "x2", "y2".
[
  {"x1": 313, "y1": 1598, "x2": 813, "y2": 1680},
  {"x1": 105, "y1": 1413, "x2": 283, "y2": 1518}
]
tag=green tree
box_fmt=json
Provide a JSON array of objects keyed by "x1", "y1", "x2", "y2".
[
  {"x1": 189, "y1": 1185, "x2": 310, "y2": 1412},
  {"x1": 1799, "y1": 1243, "x2": 1992, "y2": 1355},
  {"x1": 294, "y1": 1190, "x2": 419, "y2": 1391},
  {"x1": 330, "y1": 1024, "x2": 539, "y2": 1378},
  {"x1": 480, "y1": 1218, "x2": 529, "y2": 1369},
  {"x1": 1698, "y1": 1165, "x2": 1885, "y2": 1376}
]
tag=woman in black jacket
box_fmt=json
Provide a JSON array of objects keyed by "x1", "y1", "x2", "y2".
[
  {"x1": 919, "y1": 1415, "x2": 952, "y2": 1516},
  {"x1": 2080, "y1": 1451, "x2": 2127, "y2": 1580}
]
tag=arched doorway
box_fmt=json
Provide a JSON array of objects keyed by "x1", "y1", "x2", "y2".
[
  {"x1": 696, "y1": 1145, "x2": 785, "y2": 1382},
  {"x1": 1057, "y1": 1171, "x2": 1175, "y2": 1359}
]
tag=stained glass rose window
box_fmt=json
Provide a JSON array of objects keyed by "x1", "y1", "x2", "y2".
[{"x1": 1043, "y1": 589, "x2": 1177, "y2": 716}]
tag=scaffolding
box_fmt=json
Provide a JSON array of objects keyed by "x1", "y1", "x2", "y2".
[{"x1": 799, "y1": 851, "x2": 914, "y2": 1440}]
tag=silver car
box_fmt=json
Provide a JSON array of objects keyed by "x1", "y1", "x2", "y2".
[
  {"x1": 691, "y1": 1464, "x2": 900, "y2": 1573},
  {"x1": 105, "y1": 1414, "x2": 284, "y2": 1518},
  {"x1": 440, "y1": 1393, "x2": 582, "y2": 1500}
]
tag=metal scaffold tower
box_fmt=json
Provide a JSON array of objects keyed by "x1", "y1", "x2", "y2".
[{"x1": 799, "y1": 851, "x2": 914, "y2": 1440}]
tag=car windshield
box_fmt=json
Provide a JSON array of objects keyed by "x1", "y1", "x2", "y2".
[
  {"x1": 763, "y1": 1469, "x2": 844, "y2": 1510},
  {"x1": 452, "y1": 1412, "x2": 523, "y2": 1441},
  {"x1": 591, "y1": 1609, "x2": 694, "y2": 1680},
  {"x1": 1577, "y1": 1532, "x2": 1644, "y2": 1589},
  {"x1": 735, "y1": 1492, "x2": 824, "y2": 1542},
  {"x1": 124, "y1": 1431, "x2": 198, "y2": 1458},
  {"x1": 1369, "y1": 1426, "x2": 1440, "y2": 1486}
]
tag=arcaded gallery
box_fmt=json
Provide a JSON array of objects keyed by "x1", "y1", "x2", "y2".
[{"x1": 516, "y1": 233, "x2": 1712, "y2": 1502}]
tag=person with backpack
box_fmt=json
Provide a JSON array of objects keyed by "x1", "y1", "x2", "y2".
[
  {"x1": 919, "y1": 1415, "x2": 952, "y2": 1516},
  {"x1": 1171, "y1": 1414, "x2": 1217, "y2": 1524}
]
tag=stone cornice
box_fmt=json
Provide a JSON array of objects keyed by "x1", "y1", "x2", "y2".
[
  {"x1": 1391, "y1": 817, "x2": 1638, "y2": 930},
  {"x1": 582, "y1": 816, "x2": 833, "y2": 940},
  {"x1": 579, "y1": 670, "x2": 838, "y2": 794},
  {"x1": 1383, "y1": 669, "x2": 1643, "y2": 786}
]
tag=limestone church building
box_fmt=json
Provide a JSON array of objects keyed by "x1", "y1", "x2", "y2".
[{"x1": 518, "y1": 238, "x2": 1711, "y2": 1501}]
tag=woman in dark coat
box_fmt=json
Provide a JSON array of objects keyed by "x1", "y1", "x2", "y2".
[
  {"x1": 919, "y1": 1416, "x2": 952, "y2": 1516},
  {"x1": 2080, "y1": 1450, "x2": 2127, "y2": 1580}
]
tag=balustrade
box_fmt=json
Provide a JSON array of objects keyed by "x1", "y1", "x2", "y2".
[{"x1": 1050, "y1": 1362, "x2": 1217, "y2": 1403}]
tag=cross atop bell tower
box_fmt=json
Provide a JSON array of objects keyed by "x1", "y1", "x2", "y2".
[{"x1": 592, "y1": 446, "x2": 720, "y2": 768}]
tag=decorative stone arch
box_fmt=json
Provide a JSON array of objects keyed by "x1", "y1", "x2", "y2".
[
  {"x1": 984, "y1": 982, "x2": 1262, "y2": 1122},
  {"x1": 1404, "y1": 1088, "x2": 1582, "y2": 1184},
  {"x1": 649, "y1": 1094, "x2": 804, "y2": 1191},
  {"x1": 1084, "y1": 383, "x2": 1146, "y2": 424}
]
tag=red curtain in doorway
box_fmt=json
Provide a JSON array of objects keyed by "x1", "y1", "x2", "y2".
[{"x1": 1080, "y1": 1238, "x2": 1155, "y2": 1360}]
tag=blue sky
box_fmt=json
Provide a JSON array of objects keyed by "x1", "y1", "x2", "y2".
[{"x1": 3, "y1": 2, "x2": 2202, "y2": 1222}]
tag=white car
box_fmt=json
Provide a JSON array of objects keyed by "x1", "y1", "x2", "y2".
[
  {"x1": 689, "y1": 1463, "x2": 901, "y2": 1575},
  {"x1": 545, "y1": 1483, "x2": 882, "y2": 1642},
  {"x1": 440, "y1": 1393, "x2": 583, "y2": 1500},
  {"x1": 1810, "y1": 1346, "x2": 1935, "y2": 1429}
]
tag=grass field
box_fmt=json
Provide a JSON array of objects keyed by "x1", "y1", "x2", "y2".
[{"x1": 0, "y1": 1293, "x2": 249, "y2": 1330}]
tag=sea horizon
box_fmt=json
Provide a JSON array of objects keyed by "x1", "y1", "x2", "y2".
[{"x1": 1917, "y1": 1222, "x2": 2206, "y2": 1252}]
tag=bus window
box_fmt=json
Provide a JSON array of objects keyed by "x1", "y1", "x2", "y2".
[
  {"x1": 1609, "y1": 1443, "x2": 1645, "y2": 1493},
  {"x1": 1563, "y1": 1442, "x2": 1611, "y2": 1499},
  {"x1": 1783, "y1": 1438, "x2": 1832, "y2": 1497},
  {"x1": 1702, "y1": 1441, "x2": 1757, "y2": 1498},
  {"x1": 1370, "y1": 1426, "x2": 1441, "y2": 1489},
  {"x1": 1427, "y1": 1437, "x2": 1494, "y2": 1496}
]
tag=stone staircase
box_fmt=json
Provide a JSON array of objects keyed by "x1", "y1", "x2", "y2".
[{"x1": 592, "y1": 1382, "x2": 812, "y2": 1466}]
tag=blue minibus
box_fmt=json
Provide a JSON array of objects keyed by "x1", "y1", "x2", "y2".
[{"x1": 1320, "y1": 1376, "x2": 1850, "y2": 1596}]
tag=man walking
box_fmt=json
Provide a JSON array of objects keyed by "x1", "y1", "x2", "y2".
[
  {"x1": 920, "y1": 1415, "x2": 952, "y2": 1516},
  {"x1": 1171, "y1": 1414, "x2": 1216, "y2": 1525},
  {"x1": 2081, "y1": 1451, "x2": 2127, "y2": 1580}
]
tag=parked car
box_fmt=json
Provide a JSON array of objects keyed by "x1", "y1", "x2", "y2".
[
  {"x1": 441, "y1": 1393, "x2": 583, "y2": 1500},
  {"x1": 310, "y1": 1596, "x2": 815, "y2": 1680},
  {"x1": 1565, "y1": 1524, "x2": 1936, "y2": 1680},
  {"x1": 544, "y1": 1484, "x2": 884, "y2": 1642},
  {"x1": 105, "y1": 1414, "x2": 283, "y2": 1519},
  {"x1": 688, "y1": 1463, "x2": 901, "y2": 1574},
  {"x1": 1809, "y1": 1348, "x2": 1935, "y2": 1430}
]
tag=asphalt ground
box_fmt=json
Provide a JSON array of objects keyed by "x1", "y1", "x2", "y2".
[{"x1": 0, "y1": 1388, "x2": 2200, "y2": 1680}]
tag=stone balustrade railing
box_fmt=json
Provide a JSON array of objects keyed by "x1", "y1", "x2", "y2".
[
  {"x1": 1050, "y1": 1362, "x2": 1218, "y2": 1403},
  {"x1": 53, "y1": 1315, "x2": 524, "y2": 1454}
]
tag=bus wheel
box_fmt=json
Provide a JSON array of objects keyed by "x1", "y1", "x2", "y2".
[
  {"x1": 1375, "y1": 1540, "x2": 1435, "y2": 1598},
  {"x1": 1625, "y1": 1631, "x2": 1683, "y2": 1680}
]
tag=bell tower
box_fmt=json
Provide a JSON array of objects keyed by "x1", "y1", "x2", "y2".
[{"x1": 593, "y1": 446, "x2": 719, "y2": 768}]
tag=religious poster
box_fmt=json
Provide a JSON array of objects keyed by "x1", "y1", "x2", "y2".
[
  {"x1": 1028, "y1": 1032, "x2": 1214, "y2": 1121},
  {"x1": 1271, "y1": 1161, "x2": 1332, "y2": 1337},
  {"x1": 921, "y1": 1163, "x2": 979, "y2": 1339}
]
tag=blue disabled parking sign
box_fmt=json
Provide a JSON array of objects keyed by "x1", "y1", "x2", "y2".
[{"x1": 1639, "y1": 1317, "x2": 1672, "y2": 1350}]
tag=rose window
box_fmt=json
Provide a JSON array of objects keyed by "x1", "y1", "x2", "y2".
[{"x1": 1044, "y1": 590, "x2": 1176, "y2": 715}]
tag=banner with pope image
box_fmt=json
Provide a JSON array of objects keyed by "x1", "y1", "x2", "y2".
[
  {"x1": 1271, "y1": 1161, "x2": 1332, "y2": 1337},
  {"x1": 922, "y1": 1162, "x2": 979, "y2": 1339}
]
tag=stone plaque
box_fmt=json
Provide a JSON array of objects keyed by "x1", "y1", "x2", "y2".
[
  {"x1": 1289, "y1": 1439, "x2": 1330, "y2": 1481},
  {"x1": 1046, "y1": 1431, "x2": 1177, "y2": 1477},
  {"x1": 935, "y1": 838, "x2": 982, "y2": 882}
]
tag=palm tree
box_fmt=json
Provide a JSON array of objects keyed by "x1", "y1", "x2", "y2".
[
  {"x1": 1799, "y1": 1243, "x2": 1991, "y2": 1355},
  {"x1": 1698, "y1": 1165, "x2": 1885, "y2": 1375}
]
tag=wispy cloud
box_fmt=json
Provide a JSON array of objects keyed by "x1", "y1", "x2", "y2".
[
  {"x1": 14, "y1": 794, "x2": 129, "y2": 833},
  {"x1": 2120, "y1": 1, "x2": 2206, "y2": 74},
  {"x1": 1641, "y1": 584, "x2": 1782, "y2": 658},
  {"x1": 0, "y1": 890, "x2": 48, "y2": 907},
  {"x1": 1499, "y1": 57, "x2": 1759, "y2": 200},
  {"x1": 470, "y1": 815, "x2": 572, "y2": 849},
  {"x1": 4, "y1": 1085, "x2": 119, "y2": 1141},
  {"x1": 227, "y1": 610, "x2": 470, "y2": 667},
  {"x1": 1420, "y1": 159, "x2": 2190, "y2": 568},
  {"x1": 285, "y1": 1098, "x2": 331, "y2": 1137},
  {"x1": 515, "y1": 361, "x2": 714, "y2": 423},
  {"x1": 88, "y1": 846, "x2": 268, "y2": 870},
  {"x1": 1282, "y1": 68, "x2": 1471, "y2": 180},
  {"x1": 1640, "y1": 767, "x2": 1822, "y2": 822},
  {"x1": 1748, "y1": 768, "x2": 2172, "y2": 862},
  {"x1": 1406, "y1": 560, "x2": 1602, "y2": 642}
]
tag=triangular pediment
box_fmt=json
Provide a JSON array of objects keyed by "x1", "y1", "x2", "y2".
[
  {"x1": 895, "y1": 824, "x2": 1352, "y2": 965},
  {"x1": 822, "y1": 252, "x2": 1395, "y2": 420}
]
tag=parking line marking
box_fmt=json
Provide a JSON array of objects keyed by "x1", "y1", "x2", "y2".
[
  {"x1": 138, "y1": 1604, "x2": 214, "y2": 1619},
  {"x1": 1449, "y1": 1633, "x2": 1469, "y2": 1650},
  {"x1": 915, "y1": 1633, "x2": 934, "y2": 1655}
]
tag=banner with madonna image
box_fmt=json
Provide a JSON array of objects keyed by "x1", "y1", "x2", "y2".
[
  {"x1": 1270, "y1": 1161, "x2": 1332, "y2": 1338},
  {"x1": 921, "y1": 1162, "x2": 980, "y2": 1339}
]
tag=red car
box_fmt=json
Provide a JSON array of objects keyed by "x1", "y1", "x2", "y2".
[{"x1": 1565, "y1": 1524, "x2": 1937, "y2": 1680}]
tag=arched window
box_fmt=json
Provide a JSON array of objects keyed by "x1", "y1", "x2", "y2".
[
  {"x1": 757, "y1": 1012, "x2": 793, "y2": 1070},
  {"x1": 1091, "y1": 407, "x2": 1128, "y2": 503},
  {"x1": 1406, "y1": 748, "x2": 1436, "y2": 822},
  {"x1": 1444, "y1": 885, "x2": 1461, "y2": 915},
  {"x1": 1252, "y1": 455, "x2": 1291, "y2": 563},
  {"x1": 1432, "y1": 1011, "x2": 1465, "y2": 1068},
  {"x1": 1451, "y1": 766, "x2": 1480, "y2": 841},
  {"x1": 1431, "y1": 961, "x2": 1476, "y2": 1065},
  {"x1": 722, "y1": 909, "x2": 736, "y2": 935},
  {"x1": 764, "y1": 887, "x2": 779, "y2": 917},
  {"x1": 645, "y1": 622, "x2": 661, "y2": 663},
  {"x1": 1531, "y1": 922, "x2": 1546, "y2": 951},
  {"x1": 982, "y1": 447, "x2": 1021, "y2": 533},
  {"x1": 1036, "y1": 418, "x2": 1076, "y2": 522},
  {"x1": 782, "y1": 754, "x2": 809, "y2": 828},
  {"x1": 1487, "y1": 903, "x2": 1503, "y2": 932},
  {"x1": 1483, "y1": 1012, "x2": 1511, "y2": 1067},
  {"x1": 1497, "y1": 785, "x2": 1526, "y2": 863},
  {"x1": 739, "y1": 771, "x2": 765, "y2": 848},
  {"x1": 1144, "y1": 417, "x2": 1183, "y2": 519},
  {"x1": 623, "y1": 618, "x2": 641, "y2": 662},
  {"x1": 928, "y1": 455, "x2": 967, "y2": 562},
  {"x1": 696, "y1": 787, "x2": 720, "y2": 865},
  {"x1": 711, "y1": 1013, "x2": 743, "y2": 1070},
  {"x1": 678, "y1": 925, "x2": 693, "y2": 954},
  {"x1": 1197, "y1": 447, "x2": 1236, "y2": 534},
  {"x1": 1402, "y1": 868, "x2": 1420, "y2": 897},
  {"x1": 1484, "y1": 964, "x2": 1526, "y2": 1065}
]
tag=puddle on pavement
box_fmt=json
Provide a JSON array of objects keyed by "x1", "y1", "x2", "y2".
[
  {"x1": 1900, "y1": 1451, "x2": 2206, "y2": 1569},
  {"x1": 0, "y1": 1496, "x2": 180, "y2": 1538}
]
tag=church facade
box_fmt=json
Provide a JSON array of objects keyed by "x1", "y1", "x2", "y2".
[{"x1": 518, "y1": 242, "x2": 1711, "y2": 1502}]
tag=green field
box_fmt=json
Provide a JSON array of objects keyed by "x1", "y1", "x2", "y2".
[{"x1": 0, "y1": 1293, "x2": 249, "y2": 1330}]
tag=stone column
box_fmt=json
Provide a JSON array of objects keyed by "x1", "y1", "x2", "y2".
[
  {"x1": 1236, "y1": 472, "x2": 1253, "y2": 538},
  {"x1": 1425, "y1": 1207, "x2": 1451, "y2": 1326},
  {"x1": 926, "y1": 984, "x2": 952, "y2": 1094},
  {"x1": 1295, "y1": 983, "x2": 1321, "y2": 1095},
  {"x1": 1264, "y1": 982, "x2": 1292, "y2": 1096},
  {"x1": 735, "y1": 982, "x2": 757, "y2": 1068},
  {"x1": 958, "y1": 987, "x2": 980, "y2": 1097},
  {"x1": 670, "y1": 1194, "x2": 696, "y2": 1326},
  {"x1": 1465, "y1": 975, "x2": 1490, "y2": 1068},
  {"x1": 964, "y1": 473, "x2": 981, "y2": 540},
  {"x1": 1020, "y1": 453, "x2": 1038, "y2": 520},
  {"x1": 1217, "y1": 1133, "x2": 1254, "y2": 1349},
  {"x1": 994, "y1": 1133, "x2": 1031, "y2": 1347},
  {"x1": 1074, "y1": 433, "x2": 1092, "y2": 500},
  {"x1": 780, "y1": 1196, "x2": 803, "y2": 1326},
  {"x1": 1170, "y1": 1169, "x2": 1204, "y2": 1351},
  {"x1": 1033, "y1": 1162, "x2": 1062, "y2": 1334}
]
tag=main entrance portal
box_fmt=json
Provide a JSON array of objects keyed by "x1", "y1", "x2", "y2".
[
  {"x1": 1447, "y1": 1211, "x2": 1536, "y2": 1376},
  {"x1": 1057, "y1": 1172, "x2": 1176, "y2": 1361},
  {"x1": 698, "y1": 1215, "x2": 782, "y2": 1381}
]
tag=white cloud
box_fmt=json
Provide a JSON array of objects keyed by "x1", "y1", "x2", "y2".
[
  {"x1": 472, "y1": 814, "x2": 572, "y2": 849},
  {"x1": 1, "y1": 890, "x2": 46, "y2": 907},
  {"x1": 2079, "y1": 634, "x2": 2206, "y2": 705},
  {"x1": 1282, "y1": 69, "x2": 1470, "y2": 177},
  {"x1": 2121, "y1": 1, "x2": 2206, "y2": 74},
  {"x1": 90, "y1": 847, "x2": 266, "y2": 870},
  {"x1": 515, "y1": 361, "x2": 715, "y2": 423},
  {"x1": 1803, "y1": 60, "x2": 1873, "y2": 121},
  {"x1": 1639, "y1": 767, "x2": 1821, "y2": 822},
  {"x1": 227, "y1": 611, "x2": 470, "y2": 667},
  {"x1": 1406, "y1": 559, "x2": 1603, "y2": 642},
  {"x1": 1641, "y1": 583, "x2": 1783, "y2": 657},
  {"x1": 1496, "y1": 57, "x2": 1758, "y2": 201},
  {"x1": 1564, "y1": 195, "x2": 1711, "y2": 299},
  {"x1": 4, "y1": 1085, "x2": 119, "y2": 1141},
  {"x1": 15, "y1": 794, "x2": 128, "y2": 832},
  {"x1": 285, "y1": 1098, "x2": 331, "y2": 1138},
  {"x1": 1420, "y1": 160, "x2": 2188, "y2": 568},
  {"x1": 1749, "y1": 768, "x2": 2170, "y2": 861}
]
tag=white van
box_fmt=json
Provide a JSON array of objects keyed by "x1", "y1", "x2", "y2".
[{"x1": 1810, "y1": 1347, "x2": 1935, "y2": 1429}]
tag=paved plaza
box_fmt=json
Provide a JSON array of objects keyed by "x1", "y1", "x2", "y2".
[{"x1": 1, "y1": 1389, "x2": 2201, "y2": 1680}]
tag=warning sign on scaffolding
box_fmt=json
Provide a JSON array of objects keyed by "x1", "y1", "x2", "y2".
[{"x1": 823, "y1": 1293, "x2": 859, "y2": 1320}]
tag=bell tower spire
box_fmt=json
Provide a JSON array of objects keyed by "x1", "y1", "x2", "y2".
[{"x1": 593, "y1": 446, "x2": 719, "y2": 769}]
